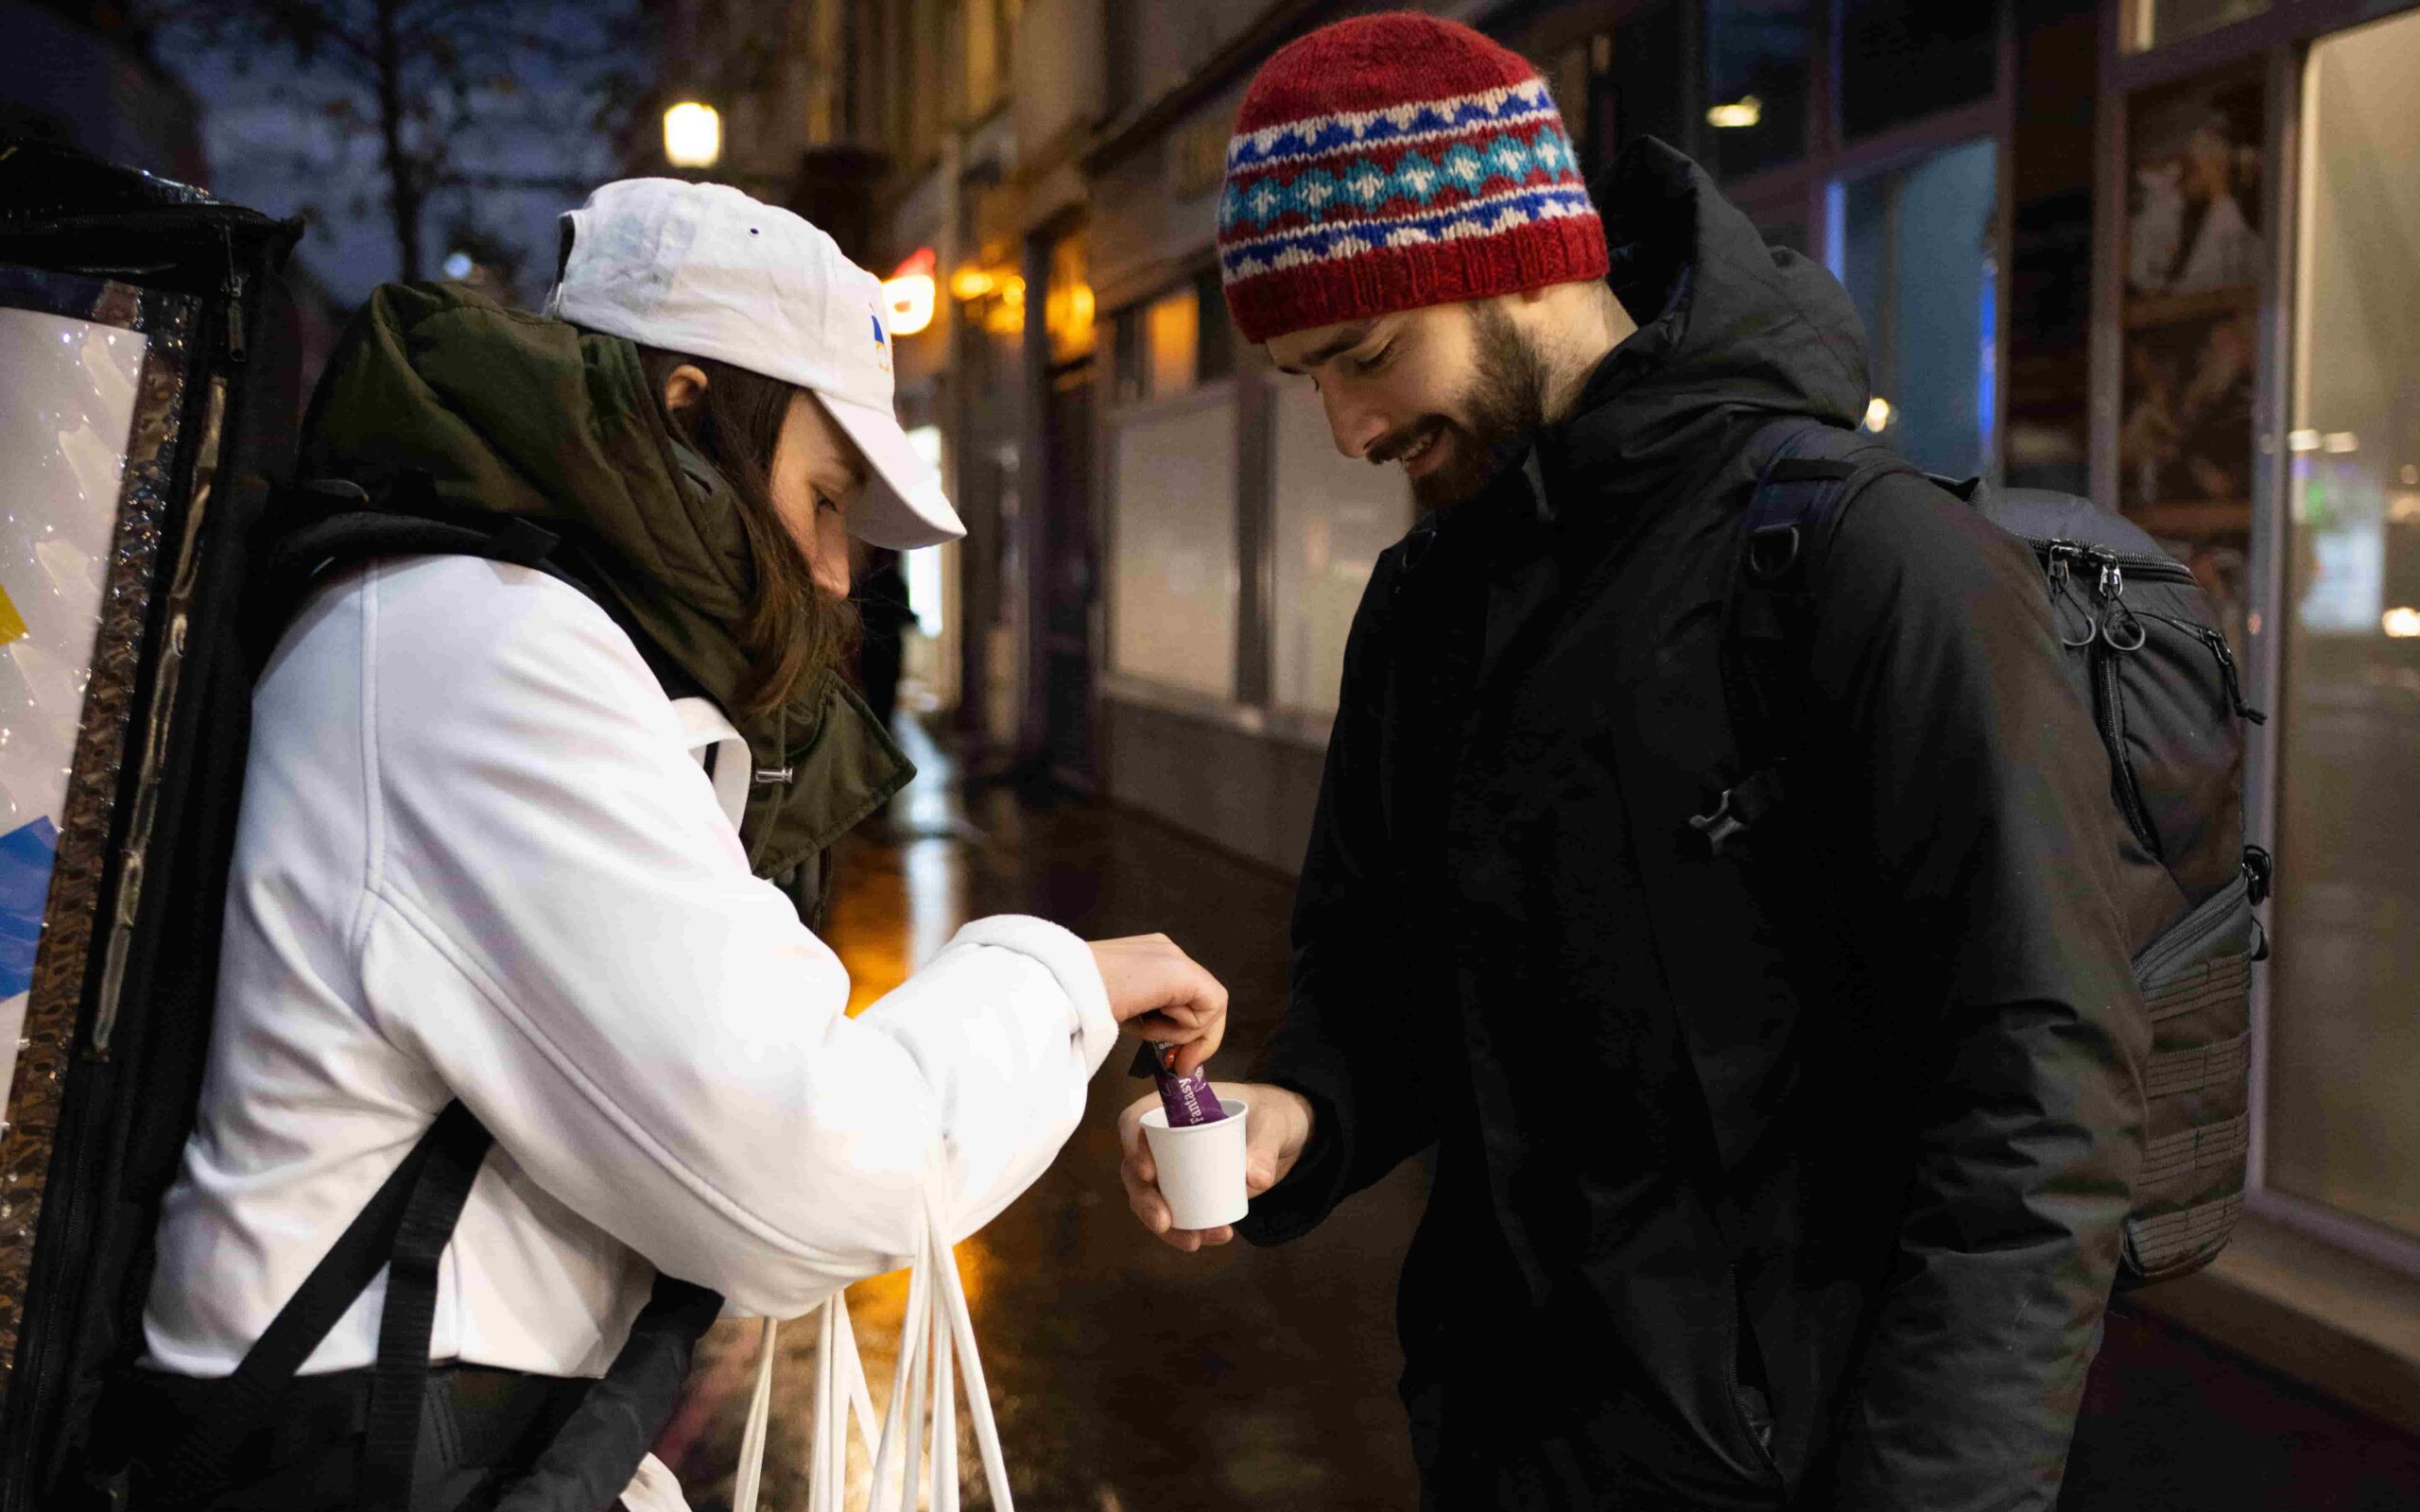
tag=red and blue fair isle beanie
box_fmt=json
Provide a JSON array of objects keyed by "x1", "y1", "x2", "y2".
[{"x1": 1217, "y1": 12, "x2": 1609, "y2": 345}]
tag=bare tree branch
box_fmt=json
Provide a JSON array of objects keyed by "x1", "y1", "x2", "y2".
[{"x1": 147, "y1": 0, "x2": 658, "y2": 297}]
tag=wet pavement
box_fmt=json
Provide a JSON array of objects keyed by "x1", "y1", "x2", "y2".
[
  {"x1": 656, "y1": 714, "x2": 1426, "y2": 1512},
  {"x1": 653, "y1": 715, "x2": 2420, "y2": 1511}
]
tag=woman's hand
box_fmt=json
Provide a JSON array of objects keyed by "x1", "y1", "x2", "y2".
[{"x1": 1086, "y1": 935, "x2": 1228, "y2": 1074}]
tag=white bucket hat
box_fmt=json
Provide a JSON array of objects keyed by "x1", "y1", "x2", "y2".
[{"x1": 548, "y1": 178, "x2": 963, "y2": 551}]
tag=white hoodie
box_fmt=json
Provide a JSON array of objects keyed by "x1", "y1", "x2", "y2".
[{"x1": 142, "y1": 553, "x2": 1115, "y2": 1379}]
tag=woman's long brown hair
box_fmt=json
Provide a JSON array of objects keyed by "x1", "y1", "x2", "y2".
[{"x1": 636, "y1": 346, "x2": 859, "y2": 717}]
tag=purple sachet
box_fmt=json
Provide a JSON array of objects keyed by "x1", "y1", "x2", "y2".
[{"x1": 1129, "y1": 1040, "x2": 1228, "y2": 1127}]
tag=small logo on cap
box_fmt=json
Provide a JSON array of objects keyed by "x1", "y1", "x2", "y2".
[{"x1": 869, "y1": 305, "x2": 891, "y2": 373}]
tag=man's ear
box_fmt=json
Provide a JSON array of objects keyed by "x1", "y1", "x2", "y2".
[{"x1": 662, "y1": 363, "x2": 711, "y2": 413}]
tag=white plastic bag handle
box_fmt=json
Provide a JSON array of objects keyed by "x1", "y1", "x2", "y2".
[{"x1": 732, "y1": 1185, "x2": 1012, "y2": 1512}]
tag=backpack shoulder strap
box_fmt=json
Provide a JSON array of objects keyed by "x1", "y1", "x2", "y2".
[
  {"x1": 250, "y1": 474, "x2": 709, "y2": 705},
  {"x1": 1690, "y1": 419, "x2": 1911, "y2": 856},
  {"x1": 156, "y1": 1101, "x2": 493, "y2": 1504}
]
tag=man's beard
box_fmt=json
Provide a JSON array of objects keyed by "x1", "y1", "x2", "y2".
[{"x1": 1374, "y1": 301, "x2": 1549, "y2": 512}]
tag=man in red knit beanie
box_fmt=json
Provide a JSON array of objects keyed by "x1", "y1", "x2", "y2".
[{"x1": 1119, "y1": 11, "x2": 2149, "y2": 1512}]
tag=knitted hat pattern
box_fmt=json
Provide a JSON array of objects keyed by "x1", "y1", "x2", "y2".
[{"x1": 1217, "y1": 12, "x2": 1609, "y2": 345}]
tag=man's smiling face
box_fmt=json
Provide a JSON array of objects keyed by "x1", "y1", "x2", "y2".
[{"x1": 1268, "y1": 296, "x2": 1548, "y2": 512}]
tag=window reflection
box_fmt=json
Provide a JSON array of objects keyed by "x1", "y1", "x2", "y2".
[
  {"x1": 1706, "y1": 0, "x2": 1811, "y2": 180},
  {"x1": 2269, "y1": 7, "x2": 2420, "y2": 1244},
  {"x1": 1831, "y1": 138, "x2": 1999, "y2": 479}
]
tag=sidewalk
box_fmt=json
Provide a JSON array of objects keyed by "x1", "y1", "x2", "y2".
[{"x1": 659, "y1": 716, "x2": 2420, "y2": 1511}]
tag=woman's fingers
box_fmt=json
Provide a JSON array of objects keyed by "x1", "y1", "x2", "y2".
[
  {"x1": 1166, "y1": 1013, "x2": 1225, "y2": 1075},
  {"x1": 1090, "y1": 936, "x2": 1231, "y2": 1036}
]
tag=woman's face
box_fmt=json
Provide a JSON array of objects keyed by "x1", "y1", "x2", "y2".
[
  {"x1": 768, "y1": 390, "x2": 866, "y2": 600},
  {"x1": 662, "y1": 364, "x2": 864, "y2": 599}
]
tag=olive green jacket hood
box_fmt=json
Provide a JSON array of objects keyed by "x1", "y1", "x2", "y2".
[{"x1": 297, "y1": 282, "x2": 910, "y2": 882}]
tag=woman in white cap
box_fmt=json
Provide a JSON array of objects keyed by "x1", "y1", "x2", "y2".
[{"x1": 118, "y1": 180, "x2": 1227, "y2": 1510}]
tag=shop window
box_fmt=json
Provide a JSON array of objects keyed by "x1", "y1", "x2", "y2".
[
  {"x1": 1706, "y1": 0, "x2": 1811, "y2": 180},
  {"x1": 1045, "y1": 233, "x2": 1095, "y2": 366},
  {"x1": 2268, "y1": 6, "x2": 2420, "y2": 1246},
  {"x1": 1113, "y1": 278, "x2": 1223, "y2": 406},
  {"x1": 1146, "y1": 286, "x2": 1198, "y2": 399},
  {"x1": 2116, "y1": 60, "x2": 2264, "y2": 621},
  {"x1": 2128, "y1": 0, "x2": 2273, "y2": 53},
  {"x1": 1109, "y1": 398, "x2": 1239, "y2": 698},
  {"x1": 1838, "y1": 0, "x2": 1997, "y2": 141},
  {"x1": 1270, "y1": 371, "x2": 1413, "y2": 715},
  {"x1": 1830, "y1": 137, "x2": 1998, "y2": 480},
  {"x1": 962, "y1": 0, "x2": 1020, "y2": 121}
]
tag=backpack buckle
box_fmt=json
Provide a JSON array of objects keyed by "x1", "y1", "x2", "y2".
[
  {"x1": 1688, "y1": 766, "x2": 1786, "y2": 857},
  {"x1": 1689, "y1": 790, "x2": 1751, "y2": 855},
  {"x1": 1744, "y1": 523, "x2": 1803, "y2": 582},
  {"x1": 2241, "y1": 844, "x2": 2273, "y2": 906}
]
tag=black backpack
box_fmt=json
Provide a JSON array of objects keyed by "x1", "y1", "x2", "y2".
[
  {"x1": 0, "y1": 146, "x2": 734, "y2": 1509},
  {"x1": 1699, "y1": 418, "x2": 2270, "y2": 1291},
  {"x1": 10, "y1": 471, "x2": 728, "y2": 1512}
]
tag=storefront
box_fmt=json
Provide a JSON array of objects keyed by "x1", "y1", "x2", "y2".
[
  {"x1": 1086, "y1": 35, "x2": 1395, "y2": 871},
  {"x1": 2090, "y1": 0, "x2": 2420, "y2": 1426}
]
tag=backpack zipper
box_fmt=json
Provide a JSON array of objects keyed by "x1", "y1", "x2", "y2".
[
  {"x1": 2042, "y1": 542, "x2": 2162, "y2": 853},
  {"x1": 2137, "y1": 610, "x2": 2268, "y2": 725},
  {"x1": 2092, "y1": 641, "x2": 2161, "y2": 855},
  {"x1": 2035, "y1": 538, "x2": 2200, "y2": 587}
]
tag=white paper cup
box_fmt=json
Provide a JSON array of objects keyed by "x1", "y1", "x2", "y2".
[{"x1": 1140, "y1": 1096, "x2": 1250, "y2": 1230}]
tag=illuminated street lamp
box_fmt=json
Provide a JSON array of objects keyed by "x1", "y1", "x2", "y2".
[{"x1": 664, "y1": 102, "x2": 721, "y2": 170}]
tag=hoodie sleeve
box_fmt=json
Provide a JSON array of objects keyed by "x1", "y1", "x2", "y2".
[
  {"x1": 1237, "y1": 548, "x2": 1442, "y2": 1245},
  {"x1": 354, "y1": 557, "x2": 1115, "y2": 1318},
  {"x1": 1801, "y1": 475, "x2": 2149, "y2": 1512}
]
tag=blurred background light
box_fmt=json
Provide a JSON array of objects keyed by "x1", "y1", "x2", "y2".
[
  {"x1": 884, "y1": 247, "x2": 938, "y2": 336},
  {"x1": 1707, "y1": 95, "x2": 1764, "y2": 129},
  {"x1": 663, "y1": 101, "x2": 721, "y2": 169}
]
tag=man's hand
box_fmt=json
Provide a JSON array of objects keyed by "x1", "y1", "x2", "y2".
[
  {"x1": 1087, "y1": 935, "x2": 1228, "y2": 1074},
  {"x1": 1117, "y1": 1082, "x2": 1314, "y2": 1251}
]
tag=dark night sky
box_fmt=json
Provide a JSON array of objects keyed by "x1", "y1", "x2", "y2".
[{"x1": 152, "y1": 3, "x2": 648, "y2": 310}]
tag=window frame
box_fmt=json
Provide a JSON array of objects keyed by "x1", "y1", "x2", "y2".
[{"x1": 1703, "y1": 0, "x2": 2017, "y2": 484}]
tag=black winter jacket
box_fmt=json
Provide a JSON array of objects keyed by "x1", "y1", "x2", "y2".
[{"x1": 1235, "y1": 140, "x2": 2149, "y2": 1511}]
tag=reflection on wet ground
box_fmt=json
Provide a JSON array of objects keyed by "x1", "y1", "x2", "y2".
[
  {"x1": 655, "y1": 716, "x2": 2420, "y2": 1512},
  {"x1": 658, "y1": 716, "x2": 1426, "y2": 1511}
]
